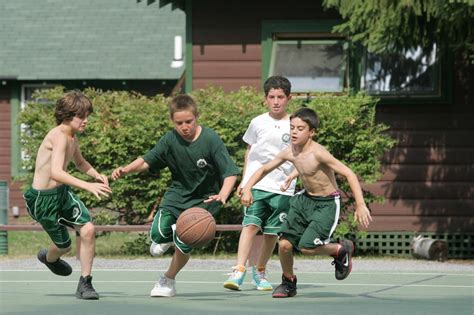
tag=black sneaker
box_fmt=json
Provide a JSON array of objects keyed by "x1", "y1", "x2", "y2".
[
  {"x1": 76, "y1": 276, "x2": 99, "y2": 300},
  {"x1": 37, "y1": 249, "x2": 72, "y2": 276},
  {"x1": 332, "y1": 240, "x2": 354, "y2": 280},
  {"x1": 272, "y1": 274, "x2": 297, "y2": 298}
]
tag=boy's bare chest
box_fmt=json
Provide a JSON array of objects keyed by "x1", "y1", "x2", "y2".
[{"x1": 64, "y1": 138, "x2": 76, "y2": 163}]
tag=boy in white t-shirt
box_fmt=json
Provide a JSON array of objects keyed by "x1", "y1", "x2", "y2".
[{"x1": 224, "y1": 76, "x2": 297, "y2": 291}]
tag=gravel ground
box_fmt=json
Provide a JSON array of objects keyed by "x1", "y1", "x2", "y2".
[{"x1": 1, "y1": 256, "x2": 472, "y2": 272}]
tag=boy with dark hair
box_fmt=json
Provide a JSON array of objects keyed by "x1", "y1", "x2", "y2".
[
  {"x1": 23, "y1": 90, "x2": 112, "y2": 299},
  {"x1": 112, "y1": 94, "x2": 239, "y2": 297},
  {"x1": 224, "y1": 75, "x2": 297, "y2": 291},
  {"x1": 240, "y1": 107, "x2": 372, "y2": 298}
]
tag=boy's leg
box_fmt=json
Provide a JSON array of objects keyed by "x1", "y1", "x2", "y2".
[
  {"x1": 251, "y1": 234, "x2": 277, "y2": 291},
  {"x1": 165, "y1": 249, "x2": 190, "y2": 279},
  {"x1": 149, "y1": 209, "x2": 176, "y2": 256},
  {"x1": 151, "y1": 247, "x2": 189, "y2": 297},
  {"x1": 77, "y1": 222, "x2": 95, "y2": 277},
  {"x1": 236, "y1": 224, "x2": 260, "y2": 266},
  {"x1": 24, "y1": 186, "x2": 73, "y2": 276},
  {"x1": 272, "y1": 238, "x2": 297, "y2": 298},
  {"x1": 256, "y1": 234, "x2": 278, "y2": 267},
  {"x1": 37, "y1": 244, "x2": 72, "y2": 276},
  {"x1": 223, "y1": 225, "x2": 258, "y2": 290},
  {"x1": 74, "y1": 223, "x2": 99, "y2": 300}
]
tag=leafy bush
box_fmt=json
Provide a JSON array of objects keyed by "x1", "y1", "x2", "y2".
[{"x1": 18, "y1": 86, "x2": 394, "y2": 250}]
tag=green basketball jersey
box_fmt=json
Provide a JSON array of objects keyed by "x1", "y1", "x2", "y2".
[{"x1": 143, "y1": 126, "x2": 239, "y2": 215}]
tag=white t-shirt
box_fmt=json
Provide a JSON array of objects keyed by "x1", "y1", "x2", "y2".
[{"x1": 241, "y1": 112, "x2": 296, "y2": 195}]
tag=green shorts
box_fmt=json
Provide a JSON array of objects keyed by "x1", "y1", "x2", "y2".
[
  {"x1": 279, "y1": 191, "x2": 341, "y2": 252},
  {"x1": 150, "y1": 201, "x2": 222, "y2": 255},
  {"x1": 23, "y1": 185, "x2": 91, "y2": 249},
  {"x1": 242, "y1": 189, "x2": 291, "y2": 235}
]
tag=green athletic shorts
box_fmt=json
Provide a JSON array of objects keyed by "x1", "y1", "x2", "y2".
[
  {"x1": 279, "y1": 191, "x2": 341, "y2": 252},
  {"x1": 23, "y1": 185, "x2": 91, "y2": 249},
  {"x1": 242, "y1": 189, "x2": 291, "y2": 235},
  {"x1": 150, "y1": 201, "x2": 222, "y2": 255}
]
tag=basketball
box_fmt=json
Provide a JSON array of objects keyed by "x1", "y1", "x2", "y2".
[{"x1": 176, "y1": 207, "x2": 216, "y2": 247}]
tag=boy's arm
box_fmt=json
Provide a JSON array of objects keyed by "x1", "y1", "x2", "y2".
[
  {"x1": 73, "y1": 143, "x2": 109, "y2": 185},
  {"x1": 240, "y1": 151, "x2": 288, "y2": 207},
  {"x1": 204, "y1": 175, "x2": 238, "y2": 204},
  {"x1": 52, "y1": 136, "x2": 111, "y2": 200},
  {"x1": 319, "y1": 150, "x2": 372, "y2": 228},
  {"x1": 236, "y1": 144, "x2": 251, "y2": 197},
  {"x1": 111, "y1": 157, "x2": 150, "y2": 180}
]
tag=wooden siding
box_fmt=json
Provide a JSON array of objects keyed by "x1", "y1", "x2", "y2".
[
  {"x1": 191, "y1": 0, "x2": 338, "y2": 91},
  {"x1": 0, "y1": 87, "x2": 25, "y2": 223},
  {"x1": 189, "y1": 0, "x2": 474, "y2": 232},
  {"x1": 368, "y1": 93, "x2": 474, "y2": 232}
]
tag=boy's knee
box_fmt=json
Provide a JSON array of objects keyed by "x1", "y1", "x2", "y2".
[
  {"x1": 279, "y1": 239, "x2": 293, "y2": 252},
  {"x1": 78, "y1": 223, "x2": 95, "y2": 239}
]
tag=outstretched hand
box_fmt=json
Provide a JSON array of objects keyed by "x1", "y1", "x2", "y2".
[
  {"x1": 87, "y1": 182, "x2": 112, "y2": 200},
  {"x1": 95, "y1": 173, "x2": 109, "y2": 186},
  {"x1": 204, "y1": 194, "x2": 225, "y2": 204},
  {"x1": 111, "y1": 167, "x2": 126, "y2": 181},
  {"x1": 354, "y1": 205, "x2": 372, "y2": 228}
]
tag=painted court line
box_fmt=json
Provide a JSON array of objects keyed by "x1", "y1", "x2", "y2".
[
  {"x1": 0, "y1": 279, "x2": 472, "y2": 288},
  {"x1": 0, "y1": 269, "x2": 471, "y2": 277}
]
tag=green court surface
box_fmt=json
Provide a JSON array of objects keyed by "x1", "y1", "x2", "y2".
[{"x1": 0, "y1": 268, "x2": 472, "y2": 315}]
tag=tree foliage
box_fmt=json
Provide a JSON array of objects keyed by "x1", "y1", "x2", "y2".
[{"x1": 323, "y1": 0, "x2": 474, "y2": 62}]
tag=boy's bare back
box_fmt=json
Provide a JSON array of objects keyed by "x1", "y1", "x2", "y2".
[{"x1": 32, "y1": 126, "x2": 79, "y2": 190}]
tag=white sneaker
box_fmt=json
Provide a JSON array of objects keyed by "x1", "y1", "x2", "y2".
[
  {"x1": 150, "y1": 275, "x2": 176, "y2": 297},
  {"x1": 149, "y1": 242, "x2": 172, "y2": 256}
]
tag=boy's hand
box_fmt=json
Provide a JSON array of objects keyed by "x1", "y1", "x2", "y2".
[
  {"x1": 87, "y1": 182, "x2": 112, "y2": 200},
  {"x1": 95, "y1": 173, "x2": 109, "y2": 186},
  {"x1": 280, "y1": 176, "x2": 293, "y2": 192},
  {"x1": 354, "y1": 205, "x2": 372, "y2": 228},
  {"x1": 240, "y1": 189, "x2": 253, "y2": 207},
  {"x1": 111, "y1": 167, "x2": 125, "y2": 180},
  {"x1": 235, "y1": 186, "x2": 243, "y2": 197},
  {"x1": 204, "y1": 194, "x2": 225, "y2": 204}
]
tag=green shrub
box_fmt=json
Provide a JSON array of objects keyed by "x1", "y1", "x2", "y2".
[{"x1": 18, "y1": 86, "x2": 394, "y2": 250}]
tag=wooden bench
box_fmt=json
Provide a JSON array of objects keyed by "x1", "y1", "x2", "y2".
[{"x1": 0, "y1": 224, "x2": 263, "y2": 266}]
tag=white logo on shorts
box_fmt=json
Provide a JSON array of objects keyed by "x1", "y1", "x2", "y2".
[
  {"x1": 279, "y1": 212, "x2": 287, "y2": 222},
  {"x1": 282, "y1": 133, "x2": 290, "y2": 143},
  {"x1": 196, "y1": 158, "x2": 208, "y2": 168},
  {"x1": 313, "y1": 238, "x2": 324, "y2": 246},
  {"x1": 72, "y1": 207, "x2": 80, "y2": 218}
]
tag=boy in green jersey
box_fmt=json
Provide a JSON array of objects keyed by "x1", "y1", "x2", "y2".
[
  {"x1": 23, "y1": 90, "x2": 112, "y2": 299},
  {"x1": 112, "y1": 94, "x2": 239, "y2": 297}
]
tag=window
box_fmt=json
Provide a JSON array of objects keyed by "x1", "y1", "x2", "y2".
[
  {"x1": 262, "y1": 21, "x2": 451, "y2": 102},
  {"x1": 362, "y1": 45, "x2": 442, "y2": 98},
  {"x1": 262, "y1": 20, "x2": 349, "y2": 94},
  {"x1": 21, "y1": 84, "x2": 55, "y2": 109},
  {"x1": 269, "y1": 39, "x2": 347, "y2": 93}
]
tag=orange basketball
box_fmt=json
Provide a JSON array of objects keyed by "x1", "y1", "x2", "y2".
[{"x1": 176, "y1": 207, "x2": 216, "y2": 247}]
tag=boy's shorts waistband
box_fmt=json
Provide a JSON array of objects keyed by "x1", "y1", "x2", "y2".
[
  {"x1": 302, "y1": 190, "x2": 340, "y2": 200},
  {"x1": 29, "y1": 185, "x2": 69, "y2": 196}
]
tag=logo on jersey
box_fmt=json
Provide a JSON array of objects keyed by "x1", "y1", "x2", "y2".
[
  {"x1": 72, "y1": 207, "x2": 80, "y2": 218},
  {"x1": 281, "y1": 133, "x2": 290, "y2": 143},
  {"x1": 279, "y1": 212, "x2": 287, "y2": 222},
  {"x1": 196, "y1": 158, "x2": 208, "y2": 168}
]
